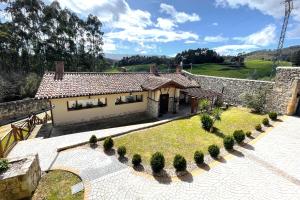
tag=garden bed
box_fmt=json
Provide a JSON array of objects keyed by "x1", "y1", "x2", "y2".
[{"x1": 114, "y1": 107, "x2": 266, "y2": 172}]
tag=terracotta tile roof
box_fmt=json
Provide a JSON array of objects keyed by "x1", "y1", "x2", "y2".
[
  {"x1": 182, "y1": 87, "x2": 222, "y2": 99},
  {"x1": 35, "y1": 72, "x2": 199, "y2": 99},
  {"x1": 141, "y1": 76, "x2": 185, "y2": 90}
]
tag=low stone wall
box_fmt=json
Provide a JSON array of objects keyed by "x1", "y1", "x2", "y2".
[
  {"x1": 183, "y1": 71, "x2": 275, "y2": 108},
  {"x1": 0, "y1": 98, "x2": 49, "y2": 125},
  {"x1": 0, "y1": 154, "x2": 41, "y2": 200}
]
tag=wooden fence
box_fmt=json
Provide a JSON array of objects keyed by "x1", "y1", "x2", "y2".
[{"x1": 0, "y1": 112, "x2": 51, "y2": 158}]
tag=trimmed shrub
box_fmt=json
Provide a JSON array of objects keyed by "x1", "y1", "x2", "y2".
[
  {"x1": 150, "y1": 152, "x2": 165, "y2": 173},
  {"x1": 132, "y1": 154, "x2": 142, "y2": 166},
  {"x1": 255, "y1": 124, "x2": 262, "y2": 131},
  {"x1": 208, "y1": 144, "x2": 220, "y2": 158},
  {"x1": 103, "y1": 137, "x2": 114, "y2": 151},
  {"x1": 268, "y1": 112, "x2": 278, "y2": 121},
  {"x1": 233, "y1": 130, "x2": 245, "y2": 143},
  {"x1": 89, "y1": 135, "x2": 97, "y2": 144},
  {"x1": 246, "y1": 131, "x2": 252, "y2": 137},
  {"x1": 262, "y1": 118, "x2": 269, "y2": 126},
  {"x1": 173, "y1": 154, "x2": 187, "y2": 171},
  {"x1": 0, "y1": 159, "x2": 9, "y2": 173},
  {"x1": 117, "y1": 146, "x2": 126, "y2": 157},
  {"x1": 194, "y1": 151, "x2": 204, "y2": 165},
  {"x1": 201, "y1": 114, "x2": 213, "y2": 131},
  {"x1": 223, "y1": 135, "x2": 234, "y2": 150}
]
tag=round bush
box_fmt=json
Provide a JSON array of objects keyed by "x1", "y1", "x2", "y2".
[
  {"x1": 103, "y1": 137, "x2": 114, "y2": 151},
  {"x1": 117, "y1": 146, "x2": 126, "y2": 157},
  {"x1": 233, "y1": 130, "x2": 245, "y2": 143},
  {"x1": 194, "y1": 151, "x2": 204, "y2": 165},
  {"x1": 208, "y1": 144, "x2": 220, "y2": 158},
  {"x1": 132, "y1": 154, "x2": 142, "y2": 166},
  {"x1": 173, "y1": 154, "x2": 187, "y2": 171},
  {"x1": 0, "y1": 159, "x2": 9, "y2": 173},
  {"x1": 150, "y1": 152, "x2": 165, "y2": 173},
  {"x1": 255, "y1": 124, "x2": 262, "y2": 131},
  {"x1": 89, "y1": 135, "x2": 97, "y2": 144},
  {"x1": 201, "y1": 114, "x2": 213, "y2": 131},
  {"x1": 223, "y1": 135, "x2": 234, "y2": 150},
  {"x1": 268, "y1": 112, "x2": 277, "y2": 121},
  {"x1": 246, "y1": 131, "x2": 252, "y2": 137},
  {"x1": 262, "y1": 118, "x2": 269, "y2": 126}
]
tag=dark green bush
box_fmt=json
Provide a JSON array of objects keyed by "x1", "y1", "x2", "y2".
[
  {"x1": 208, "y1": 144, "x2": 220, "y2": 158},
  {"x1": 223, "y1": 135, "x2": 234, "y2": 150},
  {"x1": 173, "y1": 154, "x2": 187, "y2": 171},
  {"x1": 117, "y1": 146, "x2": 126, "y2": 157},
  {"x1": 132, "y1": 154, "x2": 142, "y2": 166},
  {"x1": 150, "y1": 152, "x2": 165, "y2": 173},
  {"x1": 103, "y1": 137, "x2": 114, "y2": 151},
  {"x1": 0, "y1": 159, "x2": 9, "y2": 173},
  {"x1": 201, "y1": 114, "x2": 213, "y2": 131},
  {"x1": 262, "y1": 118, "x2": 269, "y2": 126},
  {"x1": 194, "y1": 151, "x2": 204, "y2": 165},
  {"x1": 233, "y1": 130, "x2": 245, "y2": 143},
  {"x1": 246, "y1": 131, "x2": 252, "y2": 137},
  {"x1": 89, "y1": 135, "x2": 97, "y2": 144},
  {"x1": 255, "y1": 124, "x2": 262, "y2": 131},
  {"x1": 268, "y1": 112, "x2": 278, "y2": 121}
]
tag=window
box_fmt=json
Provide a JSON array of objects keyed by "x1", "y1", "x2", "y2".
[
  {"x1": 115, "y1": 95, "x2": 143, "y2": 105},
  {"x1": 67, "y1": 98, "x2": 107, "y2": 111}
]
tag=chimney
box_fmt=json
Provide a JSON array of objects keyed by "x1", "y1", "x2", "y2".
[
  {"x1": 176, "y1": 65, "x2": 182, "y2": 74},
  {"x1": 150, "y1": 64, "x2": 159, "y2": 75},
  {"x1": 54, "y1": 61, "x2": 64, "y2": 80}
]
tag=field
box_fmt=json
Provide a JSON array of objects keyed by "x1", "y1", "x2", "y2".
[
  {"x1": 107, "y1": 60, "x2": 291, "y2": 80},
  {"x1": 114, "y1": 107, "x2": 266, "y2": 167}
]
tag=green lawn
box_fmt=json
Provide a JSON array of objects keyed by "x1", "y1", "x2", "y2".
[
  {"x1": 115, "y1": 107, "x2": 266, "y2": 166},
  {"x1": 32, "y1": 170, "x2": 83, "y2": 200},
  {"x1": 106, "y1": 60, "x2": 291, "y2": 80},
  {"x1": 189, "y1": 60, "x2": 291, "y2": 80}
]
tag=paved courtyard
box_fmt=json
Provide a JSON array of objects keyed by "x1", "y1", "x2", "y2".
[
  {"x1": 8, "y1": 116, "x2": 300, "y2": 199},
  {"x1": 54, "y1": 116, "x2": 300, "y2": 200}
]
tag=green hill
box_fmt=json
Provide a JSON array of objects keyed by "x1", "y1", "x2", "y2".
[{"x1": 107, "y1": 60, "x2": 292, "y2": 80}]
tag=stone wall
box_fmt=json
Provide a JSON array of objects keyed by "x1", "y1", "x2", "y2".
[
  {"x1": 183, "y1": 67, "x2": 300, "y2": 115},
  {"x1": 271, "y1": 67, "x2": 300, "y2": 114},
  {"x1": 183, "y1": 71, "x2": 275, "y2": 108},
  {"x1": 0, "y1": 98, "x2": 49, "y2": 124},
  {"x1": 0, "y1": 154, "x2": 41, "y2": 200},
  {"x1": 147, "y1": 98, "x2": 159, "y2": 117}
]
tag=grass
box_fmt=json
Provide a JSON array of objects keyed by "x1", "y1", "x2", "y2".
[
  {"x1": 189, "y1": 60, "x2": 291, "y2": 80},
  {"x1": 106, "y1": 60, "x2": 291, "y2": 80},
  {"x1": 114, "y1": 107, "x2": 266, "y2": 166},
  {"x1": 32, "y1": 170, "x2": 83, "y2": 200}
]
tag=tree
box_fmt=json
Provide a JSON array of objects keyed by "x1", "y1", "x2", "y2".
[
  {"x1": 241, "y1": 88, "x2": 266, "y2": 113},
  {"x1": 291, "y1": 50, "x2": 300, "y2": 66}
]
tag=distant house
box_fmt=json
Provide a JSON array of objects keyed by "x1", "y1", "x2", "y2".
[{"x1": 35, "y1": 62, "x2": 214, "y2": 126}]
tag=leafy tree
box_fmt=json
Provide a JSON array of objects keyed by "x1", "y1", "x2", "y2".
[
  {"x1": 20, "y1": 73, "x2": 41, "y2": 98},
  {"x1": 241, "y1": 88, "x2": 266, "y2": 113}
]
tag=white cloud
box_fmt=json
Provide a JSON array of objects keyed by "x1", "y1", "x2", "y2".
[
  {"x1": 160, "y1": 3, "x2": 201, "y2": 23},
  {"x1": 55, "y1": 0, "x2": 200, "y2": 54},
  {"x1": 233, "y1": 24, "x2": 276, "y2": 46},
  {"x1": 214, "y1": 44, "x2": 258, "y2": 55},
  {"x1": 287, "y1": 24, "x2": 300, "y2": 39},
  {"x1": 212, "y1": 22, "x2": 219, "y2": 26},
  {"x1": 215, "y1": 0, "x2": 300, "y2": 22},
  {"x1": 102, "y1": 38, "x2": 116, "y2": 53},
  {"x1": 156, "y1": 18, "x2": 177, "y2": 30},
  {"x1": 204, "y1": 35, "x2": 228, "y2": 43},
  {"x1": 184, "y1": 40, "x2": 197, "y2": 44}
]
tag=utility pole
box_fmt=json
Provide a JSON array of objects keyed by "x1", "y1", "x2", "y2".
[{"x1": 271, "y1": 0, "x2": 293, "y2": 76}]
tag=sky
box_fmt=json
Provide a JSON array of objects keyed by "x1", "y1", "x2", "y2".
[{"x1": 2, "y1": 0, "x2": 300, "y2": 57}]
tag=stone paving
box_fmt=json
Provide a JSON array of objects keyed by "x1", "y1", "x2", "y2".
[{"x1": 51, "y1": 116, "x2": 300, "y2": 200}]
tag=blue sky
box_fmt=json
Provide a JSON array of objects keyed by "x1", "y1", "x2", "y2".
[{"x1": 1, "y1": 0, "x2": 300, "y2": 56}]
